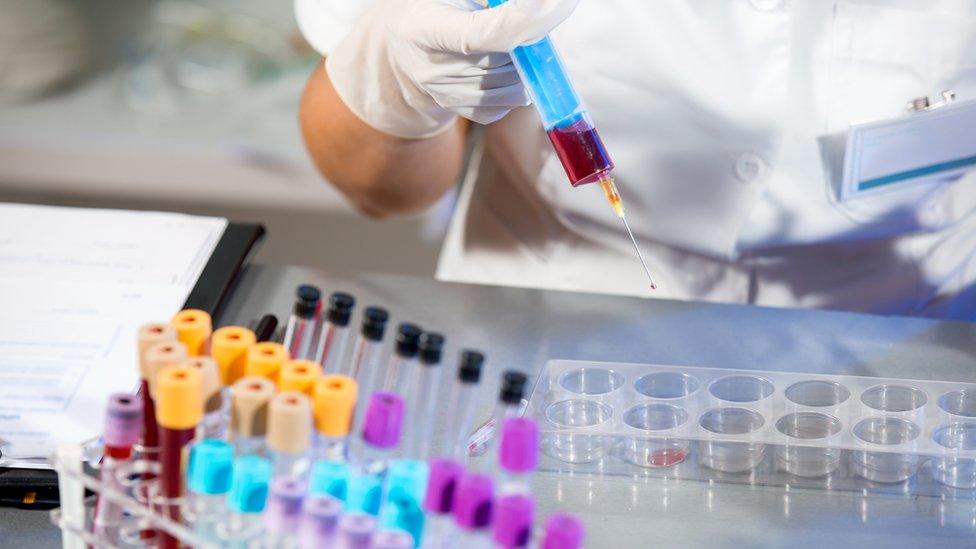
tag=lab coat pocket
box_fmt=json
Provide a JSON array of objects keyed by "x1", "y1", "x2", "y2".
[{"x1": 821, "y1": 2, "x2": 976, "y2": 237}]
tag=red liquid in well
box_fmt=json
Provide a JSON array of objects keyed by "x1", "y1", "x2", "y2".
[
  {"x1": 546, "y1": 120, "x2": 614, "y2": 187},
  {"x1": 648, "y1": 448, "x2": 687, "y2": 467}
]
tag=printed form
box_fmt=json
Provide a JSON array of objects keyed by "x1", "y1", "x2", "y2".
[{"x1": 0, "y1": 204, "x2": 227, "y2": 468}]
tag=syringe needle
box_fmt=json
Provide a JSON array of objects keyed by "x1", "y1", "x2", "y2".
[{"x1": 598, "y1": 176, "x2": 657, "y2": 290}]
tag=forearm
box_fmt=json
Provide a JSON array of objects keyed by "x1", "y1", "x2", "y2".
[{"x1": 299, "y1": 62, "x2": 469, "y2": 219}]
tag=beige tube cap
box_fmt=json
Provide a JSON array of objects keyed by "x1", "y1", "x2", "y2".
[
  {"x1": 211, "y1": 326, "x2": 257, "y2": 385},
  {"x1": 181, "y1": 357, "x2": 222, "y2": 413},
  {"x1": 230, "y1": 376, "x2": 276, "y2": 438},
  {"x1": 144, "y1": 341, "x2": 189, "y2": 399},
  {"x1": 138, "y1": 323, "x2": 176, "y2": 378},
  {"x1": 267, "y1": 391, "x2": 312, "y2": 454}
]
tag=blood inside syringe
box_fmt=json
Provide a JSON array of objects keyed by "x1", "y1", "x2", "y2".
[{"x1": 546, "y1": 118, "x2": 614, "y2": 187}]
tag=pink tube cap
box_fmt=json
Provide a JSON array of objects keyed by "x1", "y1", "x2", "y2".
[
  {"x1": 493, "y1": 494, "x2": 535, "y2": 548},
  {"x1": 423, "y1": 458, "x2": 463, "y2": 514},
  {"x1": 103, "y1": 393, "x2": 142, "y2": 449},
  {"x1": 542, "y1": 513, "x2": 584, "y2": 549},
  {"x1": 452, "y1": 473, "x2": 493, "y2": 530},
  {"x1": 362, "y1": 392, "x2": 404, "y2": 449},
  {"x1": 499, "y1": 417, "x2": 539, "y2": 473}
]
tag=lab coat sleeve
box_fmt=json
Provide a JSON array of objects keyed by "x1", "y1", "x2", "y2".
[{"x1": 294, "y1": 0, "x2": 374, "y2": 56}]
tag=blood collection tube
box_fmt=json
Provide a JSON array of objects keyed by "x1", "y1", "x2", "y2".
[
  {"x1": 309, "y1": 459, "x2": 352, "y2": 502},
  {"x1": 337, "y1": 513, "x2": 378, "y2": 549},
  {"x1": 497, "y1": 418, "x2": 539, "y2": 495},
  {"x1": 300, "y1": 494, "x2": 343, "y2": 547},
  {"x1": 346, "y1": 306, "x2": 389, "y2": 380},
  {"x1": 452, "y1": 472, "x2": 494, "y2": 548},
  {"x1": 280, "y1": 359, "x2": 323, "y2": 397},
  {"x1": 220, "y1": 455, "x2": 272, "y2": 545},
  {"x1": 378, "y1": 459, "x2": 430, "y2": 545},
  {"x1": 404, "y1": 332, "x2": 444, "y2": 459},
  {"x1": 283, "y1": 284, "x2": 322, "y2": 360},
  {"x1": 314, "y1": 292, "x2": 356, "y2": 371},
  {"x1": 540, "y1": 514, "x2": 584, "y2": 549},
  {"x1": 246, "y1": 341, "x2": 290, "y2": 384},
  {"x1": 185, "y1": 439, "x2": 234, "y2": 540},
  {"x1": 171, "y1": 309, "x2": 212, "y2": 357},
  {"x1": 254, "y1": 314, "x2": 279, "y2": 343},
  {"x1": 444, "y1": 350, "x2": 484, "y2": 459},
  {"x1": 155, "y1": 364, "x2": 203, "y2": 549},
  {"x1": 373, "y1": 530, "x2": 415, "y2": 549},
  {"x1": 493, "y1": 494, "x2": 534, "y2": 549},
  {"x1": 348, "y1": 392, "x2": 405, "y2": 515},
  {"x1": 93, "y1": 393, "x2": 142, "y2": 545},
  {"x1": 423, "y1": 458, "x2": 464, "y2": 548},
  {"x1": 181, "y1": 357, "x2": 225, "y2": 439},
  {"x1": 211, "y1": 326, "x2": 257, "y2": 385},
  {"x1": 382, "y1": 323, "x2": 422, "y2": 393},
  {"x1": 267, "y1": 391, "x2": 313, "y2": 480},
  {"x1": 136, "y1": 323, "x2": 177, "y2": 459},
  {"x1": 468, "y1": 371, "x2": 528, "y2": 465},
  {"x1": 230, "y1": 376, "x2": 276, "y2": 456},
  {"x1": 263, "y1": 477, "x2": 305, "y2": 547},
  {"x1": 313, "y1": 374, "x2": 358, "y2": 461}
]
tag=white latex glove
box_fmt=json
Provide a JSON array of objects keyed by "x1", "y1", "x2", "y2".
[{"x1": 326, "y1": 0, "x2": 580, "y2": 138}]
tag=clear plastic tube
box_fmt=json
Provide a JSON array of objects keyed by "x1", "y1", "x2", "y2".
[
  {"x1": 272, "y1": 450, "x2": 310, "y2": 481},
  {"x1": 314, "y1": 434, "x2": 348, "y2": 462},
  {"x1": 347, "y1": 337, "x2": 385, "y2": 383},
  {"x1": 405, "y1": 364, "x2": 442, "y2": 459},
  {"x1": 445, "y1": 382, "x2": 479, "y2": 460},
  {"x1": 315, "y1": 323, "x2": 351, "y2": 373},
  {"x1": 283, "y1": 315, "x2": 316, "y2": 360}
]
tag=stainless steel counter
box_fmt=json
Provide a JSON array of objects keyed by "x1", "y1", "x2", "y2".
[{"x1": 8, "y1": 264, "x2": 976, "y2": 547}]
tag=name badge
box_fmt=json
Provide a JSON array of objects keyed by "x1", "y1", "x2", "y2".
[{"x1": 840, "y1": 98, "x2": 976, "y2": 202}]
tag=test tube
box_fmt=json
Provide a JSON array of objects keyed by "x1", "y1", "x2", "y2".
[
  {"x1": 337, "y1": 513, "x2": 378, "y2": 549},
  {"x1": 423, "y1": 458, "x2": 464, "y2": 548},
  {"x1": 268, "y1": 391, "x2": 313, "y2": 480},
  {"x1": 155, "y1": 365, "x2": 203, "y2": 549},
  {"x1": 383, "y1": 323, "x2": 423, "y2": 393},
  {"x1": 171, "y1": 309, "x2": 213, "y2": 357},
  {"x1": 211, "y1": 326, "x2": 257, "y2": 385},
  {"x1": 220, "y1": 455, "x2": 272, "y2": 545},
  {"x1": 372, "y1": 530, "x2": 415, "y2": 549},
  {"x1": 246, "y1": 341, "x2": 290, "y2": 384},
  {"x1": 314, "y1": 292, "x2": 356, "y2": 372},
  {"x1": 541, "y1": 514, "x2": 584, "y2": 549},
  {"x1": 492, "y1": 494, "x2": 534, "y2": 549},
  {"x1": 348, "y1": 392, "x2": 405, "y2": 515},
  {"x1": 313, "y1": 374, "x2": 359, "y2": 461},
  {"x1": 280, "y1": 359, "x2": 323, "y2": 397},
  {"x1": 378, "y1": 459, "x2": 430, "y2": 545},
  {"x1": 347, "y1": 306, "x2": 390, "y2": 381},
  {"x1": 263, "y1": 477, "x2": 305, "y2": 547},
  {"x1": 93, "y1": 393, "x2": 142, "y2": 545},
  {"x1": 137, "y1": 323, "x2": 176, "y2": 459},
  {"x1": 444, "y1": 350, "x2": 485, "y2": 459},
  {"x1": 230, "y1": 376, "x2": 276, "y2": 456},
  {"x1": 404, "y1": 332, "x2": 445, "y2": 459},
  {"x1": 309, "y1": 460, "x2": 352, "y2": 502},
  {"x1": 469, "y1": 371, "x2": 529, "y2": 464},
  {"x1": 181, "y1": 357, "x2": 226, "y2": 440},
  {"x1": 497, "y1": 418, "x2": 539, "y2": 494},
  {"x1": 300, "y1": 495, "x2": 343, "y2": 548},
  {"x1": 283, "y1": 284, "x2": 322, "y2": 360},
  {"x1": 185, "y1": 439, "x2": 234, "y2": 540},
  {"x1": 452, "y1": 473, "x2": 494, "y2": 548}
]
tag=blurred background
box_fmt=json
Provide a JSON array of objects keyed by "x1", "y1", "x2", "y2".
[{"x1": 0, "y1": 0, "x2": 451, "y2": 275}]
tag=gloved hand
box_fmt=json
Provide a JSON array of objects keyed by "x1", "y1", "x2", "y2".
[{"x1": 326, "y1": 0, "x2": 580, "y2": 138}]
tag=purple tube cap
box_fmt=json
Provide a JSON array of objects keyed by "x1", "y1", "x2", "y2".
[
  {"x1": 362, "y1": 392, "x2": 405, "y2": 449},
  {"x1": 493, "y1": 494, "x2": 535, "y2": 548},
  {"x1": 452, "y1": 473, "x2": 493, "y2": 530},
  {"x1": 423, "y1": 458, "x2": 463, "y2": 514},
  {"x1": 542, "y1": 513, "x2": 584, "y2": 549},
  {"x1": 499, "y1": 417, "x2": 539, "y2": 473},
  {"x1": 301, "y1": 495, "x2": 342, "y2": 543},
  {"x1": 339, "y1": 513, "x2": 377, "y2": 549},
  {"x1": 103, "y1": 393, "x2": 142, "y2": 448},
  {"x1": 265, "y1": 477, "x2": 305, "y2": 533},
  {"x1": 371, "y1": 530, "x2": 414, "y2": 549}
]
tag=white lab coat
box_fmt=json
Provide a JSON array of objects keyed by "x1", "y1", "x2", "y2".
[{"x1": 296, "y1": 0, "x2": 976, "y2": 319}]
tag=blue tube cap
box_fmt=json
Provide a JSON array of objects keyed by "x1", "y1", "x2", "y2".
[
  {"x1": 379, "y1": 460, "x2": 429, "y2": 545},
  {"x1": 187, "y1": 439, "x2": 233, "y2": 495},
  {"x1": 309, "y1": 460, "x2": 352, "y2": 501},
  {"x1": 346, "y1": 473, "x2": 382, "y2": 516},
  {"x1": 226, "y1": 455, "x2": 272, "y2": 513}
]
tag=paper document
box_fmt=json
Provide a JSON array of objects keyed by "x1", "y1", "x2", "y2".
[{"x1": 0, "y1": 204, "x2": 227, "y2": 468}]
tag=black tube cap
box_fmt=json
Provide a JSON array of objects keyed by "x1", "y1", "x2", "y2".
[
  {"x1": 418, "y1": 332, "x2": 445, "y2": 365},
  {"x1": 457, "y1": 350, "x2": 484, "y2": 383},
  {"x1": 361, "y1": 306, "x2": 389, "y2": 341},
  {"x1": 326, "y1": 292, "x2": 355, "y2": 326},
  {"x1": 499, "y1": 371, "x2": 528, "y2": 405},
  {"x1": 394, "y1": 323, "x2": 423, "y2": 358},
  {"x1": 293, "y1": 284, "x2": 321, "y2": 318}
]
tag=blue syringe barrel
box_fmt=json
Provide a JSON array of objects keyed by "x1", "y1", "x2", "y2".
[{"x1": 485, "y1": 0, "x2": 614, "y2": 186}]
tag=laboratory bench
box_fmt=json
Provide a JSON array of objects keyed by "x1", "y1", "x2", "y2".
[{"x1": 5, "y1": 263, "x2": 976, "y2": 547}]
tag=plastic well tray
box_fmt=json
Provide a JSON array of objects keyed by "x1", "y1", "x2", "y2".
[{"x1": 527, "y1": 360, "x2": 976, "y2": 497}]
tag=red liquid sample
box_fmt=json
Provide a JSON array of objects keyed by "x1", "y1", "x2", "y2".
[
  {"x1": 647, "y1": 448, "x2": 687, "y2": 467},
  {"x1": 546, "y1": 119, "x2": 614, "y2": 187},
  {"x1": 139, "y1": 380, "x2": 159, "y2": 460},
  {"x1": 158, "y1": 427, "x2": 195, "y2": 549}
]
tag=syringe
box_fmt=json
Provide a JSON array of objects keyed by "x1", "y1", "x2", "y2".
[{"x1": 486, "y1": 0, "x2": 657, "y2": 290}]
